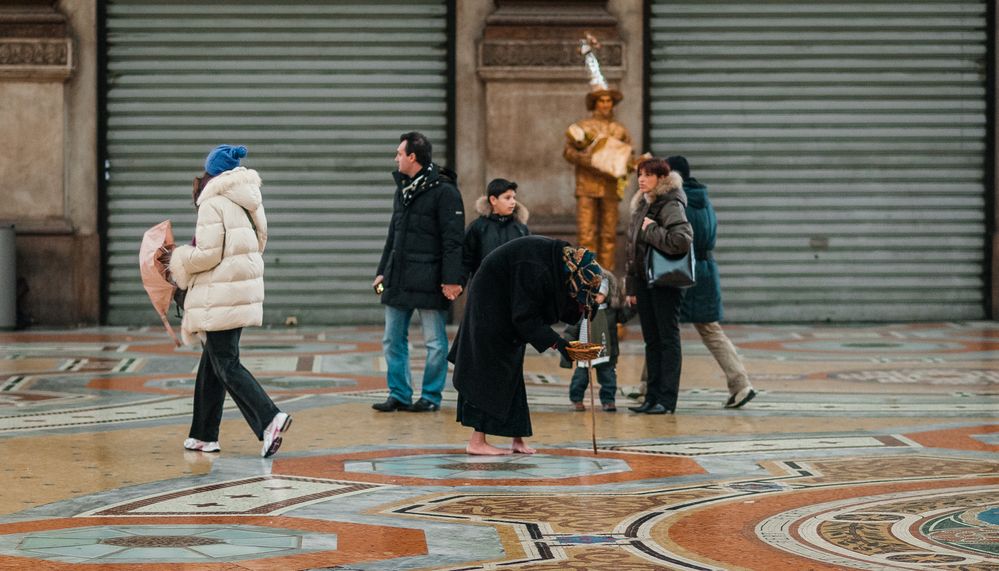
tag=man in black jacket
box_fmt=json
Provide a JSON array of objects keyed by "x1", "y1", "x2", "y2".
[{"x1": 372, "y1": 132, "x2": 465, "y2": 413}]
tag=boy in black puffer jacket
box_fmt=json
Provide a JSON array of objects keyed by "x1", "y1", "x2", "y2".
[{"x1": 462, "y1": 178, "x2": 530, "y2": 280}]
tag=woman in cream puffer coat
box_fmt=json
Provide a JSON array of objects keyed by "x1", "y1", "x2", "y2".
[
  {"x1": 169, "y1": 166, "x2": 267, "y2": 343},
  {"x1": 168, "y1": 145, "x2": 290, "y2": 459}
]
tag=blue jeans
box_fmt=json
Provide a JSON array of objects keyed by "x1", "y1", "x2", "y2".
[
  {"x1": 383, "y1": 305, "x2": 448, "y2": 406},
  {"x1": 569, "y1": 363, "x2": 617, "y2": 405}
]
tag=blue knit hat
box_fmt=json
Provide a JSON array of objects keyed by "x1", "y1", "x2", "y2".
[{"x1": 204, "y1": 145, "x2": 248, "y2": 175}]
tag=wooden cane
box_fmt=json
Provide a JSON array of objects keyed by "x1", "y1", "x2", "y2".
[{"x1": 587, "y1": 313, "x2": 598, "y2": 454}]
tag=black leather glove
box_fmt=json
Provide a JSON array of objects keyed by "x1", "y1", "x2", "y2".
[{"x1": 553, "y1": 337, "x2": 572, "y2": 362}]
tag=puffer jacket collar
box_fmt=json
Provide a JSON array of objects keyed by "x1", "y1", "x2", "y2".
[
  {"x1": 683, "y1": 179, "x2": 708, "y2": 209},
  {"x1": 630, "y1": 171, "x2": 685, "y2": 213},
  {"x1": 197, "y1": 167, "x2": 263, "y2": 212},
  {"x1": 474, "y1": 195, "x2": 530, "y2": 224}
]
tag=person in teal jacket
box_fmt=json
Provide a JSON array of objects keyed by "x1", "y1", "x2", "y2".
[{"x1": 667, "y1": 155, "x2": 756, "y2": 408}]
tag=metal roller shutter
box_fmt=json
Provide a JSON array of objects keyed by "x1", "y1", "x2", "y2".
[
  {"x1": 648, "y1": 0, "x2": 988, "y2": 321},
  {"x1": 104, "y1": 0, "x2": 449, "y2": 325}
]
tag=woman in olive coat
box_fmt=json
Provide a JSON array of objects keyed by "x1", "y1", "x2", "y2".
[{"x1": 624, "y1": 158, "x2": 693, "y2": 415}]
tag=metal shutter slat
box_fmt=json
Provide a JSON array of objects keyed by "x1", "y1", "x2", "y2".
[
  {"x1": 649, "y1": 0, "x2": 986, "y2": 322},
  {"x1": 105, "y1": 0, "x2": 449, "y2": 325}
]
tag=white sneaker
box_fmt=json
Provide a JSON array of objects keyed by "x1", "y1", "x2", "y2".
[
  {"x1": 261, "y1": 412, "x2": 292, "y2": 458},
  {"x1": 183, "y1": 438, "x2": 220, "y2": 453},
  {"x1": 725, "y1": 387, "x2": 757, "y2": 409}
]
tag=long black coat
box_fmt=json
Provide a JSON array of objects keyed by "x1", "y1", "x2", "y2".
[
  {"x1": 376, "y1": 163, "x2": 465, "y2": 310},
  {"x1": 448, "y1": 236, "x2": 582, "y2": 419}
]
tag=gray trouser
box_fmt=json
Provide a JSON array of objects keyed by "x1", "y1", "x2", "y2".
[
  {"x1": 693, "y1": 322, "x2": 751, "y2": 394},
  {"x1": 637, "y1": 322, "x2": 751, "y2": 396}
]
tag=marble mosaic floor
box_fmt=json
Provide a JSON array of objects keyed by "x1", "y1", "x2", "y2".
[{"x1": 0, "y1": 322, "x2": 995, "y2": 570}]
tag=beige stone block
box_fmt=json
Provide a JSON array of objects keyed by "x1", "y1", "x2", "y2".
[
  {"x1": 59, "y1": 0, "x2": 98, "y2": 236},
  {"x1": 485, "y1": 81, "x2": 587, "y2": 217},
  {"x1": 0, "y1": 82, "x2": 64, "y2": 219}
]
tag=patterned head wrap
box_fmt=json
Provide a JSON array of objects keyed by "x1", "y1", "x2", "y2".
[{"x1": 562, "y1": 246, "x2": 603, "y2": 311}]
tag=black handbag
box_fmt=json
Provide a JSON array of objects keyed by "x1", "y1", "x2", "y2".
[
  {"x1": 172, "y1": 287, "x2": 187, "y2": 318},
  {"x1": 645, "y1": 245, "x2": 696, "y2": 288}
]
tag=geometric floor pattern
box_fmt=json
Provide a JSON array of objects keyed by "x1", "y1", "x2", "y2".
[{"x1": 0, "y1": 322, "x2": 996, "y2": 570}]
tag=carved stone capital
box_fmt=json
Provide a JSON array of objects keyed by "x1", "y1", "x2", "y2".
[
  {"x1": 0, "y1": 1, "x2": 73, "y2": 81},
  {"x1": 481, "y1": 40, "x2": 623, "y2": 69},
  {"x1": 477, "y1": 0, "x2": 624, "y2": 82}
]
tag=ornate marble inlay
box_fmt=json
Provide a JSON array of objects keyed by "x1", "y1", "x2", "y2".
[
  {"x1": 13, "y1": 524, "x2": 325, "y2": 564},
  {"x1": 759, "y1": 486, "x2": 999, "y2": 569},
  {"x1": 438, "y1": 462, "x2": 535, "y2": 471},
  {"x1": 101, "y1": 535, "x2": 222, "y2": 548}
]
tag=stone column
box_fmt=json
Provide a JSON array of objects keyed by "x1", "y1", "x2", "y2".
[
  {"x1": 459, "y1": 0, "x2": 642, "y2": 270},
  {"x1": 0, "y1": 0, "x2": 98, "y2": 325}
]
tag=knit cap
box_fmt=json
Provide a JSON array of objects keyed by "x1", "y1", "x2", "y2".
[
  {"x1": 665, "y1": 155, "x2": 691, "y2": 181},
  {"x1": 204, "y1": 145, "x2": 248, "y2": 176}
]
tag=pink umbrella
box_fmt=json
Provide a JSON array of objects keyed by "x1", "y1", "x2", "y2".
[{"x1": 139, "y1": 220, "x2": 181, "y2": 347}]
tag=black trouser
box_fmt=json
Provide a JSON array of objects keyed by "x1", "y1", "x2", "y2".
[
  {"x1": 189, "y1": 328, "x2": 279, "y2": 442},
  {"x1": 635, "y1": 280, "x2": 683, "y2": 411}
]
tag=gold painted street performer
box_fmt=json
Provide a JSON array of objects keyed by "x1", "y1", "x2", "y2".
[
  {"x1": 563, "y1": 34, "x2": 639, "y2": 270},
  {"x1": 448, "y1": 236, "x2": 603, "y2": 455}
]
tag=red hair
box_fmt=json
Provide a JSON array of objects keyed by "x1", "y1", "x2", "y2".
[{"x1": 636, "y1": 157, "x2": 671, "y2": 177}]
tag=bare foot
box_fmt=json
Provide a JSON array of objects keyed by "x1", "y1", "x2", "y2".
[
  {"x1": 466, "y1": 442, "x2": 513, "y2": 455},
  {"x1": 511, "y1": 438, "x2": 536, "y2": 454}
]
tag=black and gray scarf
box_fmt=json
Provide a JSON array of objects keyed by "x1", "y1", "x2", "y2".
[{"x1": 397, "y1": 163, "x2": 438, "y2": 207}]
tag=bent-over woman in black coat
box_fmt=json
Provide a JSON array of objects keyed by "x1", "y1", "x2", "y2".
[{"x1": 448, "y1": 236, "x2": 602, "y2": 455}]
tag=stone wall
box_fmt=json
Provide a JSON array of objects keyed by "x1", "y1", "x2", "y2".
[
  {"x1": 0, "y1": 0, "x2": 98, "y2": 326},
  {"x1": 456, "y1": 0, "x2": 643, "y2": 272},
  {"x1": 0, "y1": 0, "x2": 994, "y2": 323}
]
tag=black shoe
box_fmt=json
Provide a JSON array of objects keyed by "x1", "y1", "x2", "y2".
[
  {"x1": 408, "y1": 398, "x2": 440, "y2": 412},
  {"x1": 372, "y1": 397, "x2": 411, "y2": 412},
  {"x1": 644, "y1": 404, "x2": 673, "y2": 415},
  {"x1": 628, "y1": 402, "x2": 656, "y2": 413}
]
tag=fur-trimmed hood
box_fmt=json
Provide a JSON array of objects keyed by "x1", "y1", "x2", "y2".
[
  {"x1": 474, "y1": 195, "x2": 530, "y2": 224},
  {"x1": 601, "y1": 270, "x2": 628, "y2": 310},
  {"x1": 629, "y1": 171, "x2": 684, "y2": 212},
  {"x1": 197, "y1": 167, "x2": 263, "y2": 212}
]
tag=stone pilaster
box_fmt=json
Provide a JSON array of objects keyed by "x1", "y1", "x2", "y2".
[
  {"x1": 478, "y1": 0, "x2": 623, "y2": 81},
  {"x1": 0, "y1": 0, "x2": 97, "y2": 326},
  {"x1": 464, "y1": 0, "x2": 640, "y2": 267},
  {"x1": 0, "y1": 0, "x2": 73, "y2": 81}
]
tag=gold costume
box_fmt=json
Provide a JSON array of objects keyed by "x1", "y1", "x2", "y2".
[{"x1": 563, "y1": 115, "x2": 634, "y2": 270}]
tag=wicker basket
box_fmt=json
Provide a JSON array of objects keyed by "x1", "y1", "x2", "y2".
[{"x1": 565, "y1": 341, "x2": 604, "y2": 361}]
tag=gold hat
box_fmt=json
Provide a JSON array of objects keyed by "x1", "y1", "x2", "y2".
[
  {"x1": 586, "y1": 88, "x2": 623, "y2": 110},
  {"x1": 579, "y1": 34, "x2": 623, "y2": 110}
]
